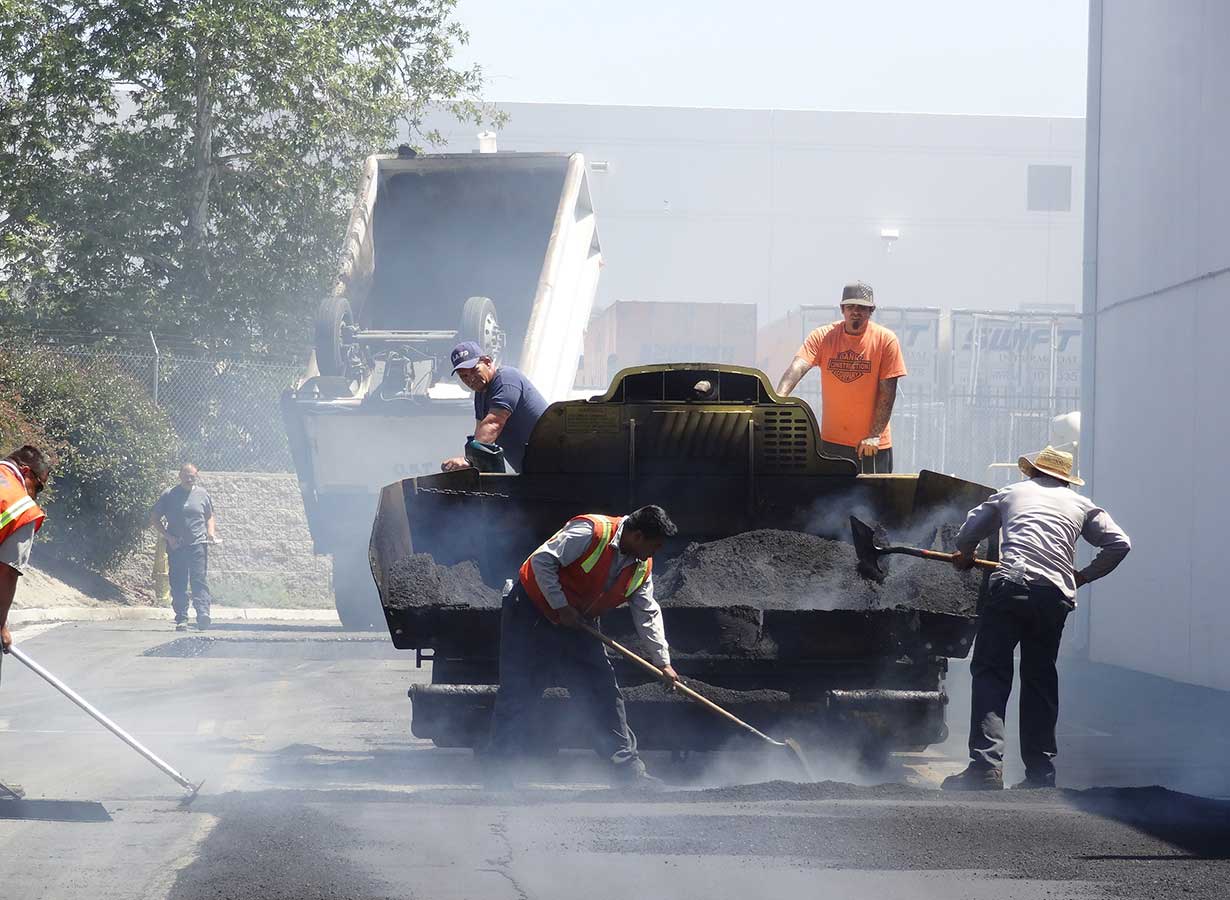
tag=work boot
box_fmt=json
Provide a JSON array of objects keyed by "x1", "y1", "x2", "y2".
[
  {"x1": 174, "y1": 617, "x2": 189, "y2": 632},
  {"x1": 195, "y1": 615, "x2": 211, "y2": 631},
  {"x1": 941, "y1": 764, "x2": 1003, "y2": 792},
  {"x1": 1012, "y1": 771, "x2": 1057, "y2": 790},
  {"x1": 609, "y1": 758, "x2": 665, "y2": 791}
]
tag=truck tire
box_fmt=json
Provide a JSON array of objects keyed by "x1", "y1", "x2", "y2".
[
  {"x1": 460, "y1": 296, "x2": 505, "y2": 362},
  {"x1": 315, "y1": 296, "x2": 357, "y2": 377},
  {"x1": 331, "y1": 550, "x2": 382, "y2": 630}
]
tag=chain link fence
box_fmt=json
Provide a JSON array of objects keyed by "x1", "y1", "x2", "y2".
[
  {"x1": 890, "y1": 392, "x2": 1081, "y2": 487},
  {"x1": 1, "y1": 337, "x2": 304, "y2": 472},
  {"x1": 6, "y1": 312, "x2": 1081, "y2": 482}
]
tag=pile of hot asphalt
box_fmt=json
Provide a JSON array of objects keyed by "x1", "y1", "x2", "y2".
[{"x1": 384, "y1": 529, "x2": 980, "y2": 617}]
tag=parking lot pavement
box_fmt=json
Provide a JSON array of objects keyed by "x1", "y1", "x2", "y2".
[{"x1": 2, "y1": 621, "x2": 1228, "y2": 899}]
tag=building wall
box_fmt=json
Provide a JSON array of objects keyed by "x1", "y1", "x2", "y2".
[
  {"x1": 420, "y1": 104, "x2": 1084, "y2": 324},
  {"x1": 1084, "y1": 1, "x2": 1230, "y2": 689}
]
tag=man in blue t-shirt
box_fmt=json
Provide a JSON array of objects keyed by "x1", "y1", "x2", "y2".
[{"x1": 441, "y1": 341, "x2": 548, "y2": 474}]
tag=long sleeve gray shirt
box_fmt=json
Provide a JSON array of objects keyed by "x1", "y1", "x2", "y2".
[
  {"x1": 955, "y1": 475, "x2": 1131, "y2": 602},
  {"x1": 528, "y1": 517, "x2": 671, "y2": 666}
]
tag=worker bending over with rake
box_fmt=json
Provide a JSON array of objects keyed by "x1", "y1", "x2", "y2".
[
  {"x1": 943, "y1": 446, "x2": 1131, "y2": 791},
  {"x1": 487, "y1": 505, "x2": 680, "y2": 789},
  {"x1": 1, "y1": 445, "x2": 53, "y2": 801}
]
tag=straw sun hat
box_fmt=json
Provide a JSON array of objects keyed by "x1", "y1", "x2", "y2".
[{"x1": 1018, "y1": 446, "x2": 1084, "y2": 486}]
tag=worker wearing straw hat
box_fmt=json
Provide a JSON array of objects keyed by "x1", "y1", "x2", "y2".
[{"x1": 942, "y1": 446, "x2": 1131, "y2": 791}]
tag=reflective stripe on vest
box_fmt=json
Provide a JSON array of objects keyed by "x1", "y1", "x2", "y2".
[
  {"x1": 0, "y1": 495, "x2": 35, "y2": 530},
  {"x1": 579, "y1": 517, "x2": 614, "y2": 573},
  {"x1": 624, "y1": 560, "x2": 649, "y2": 597}
]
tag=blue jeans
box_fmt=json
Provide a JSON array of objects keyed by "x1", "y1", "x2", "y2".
[
  {"x1": 168, "y1": 544, "x2": 211, "y2": 621},
  {"x1": 968, "y1": 577, "x2": 1071, "y2": 776},
  {"x1": 488, "y1": 583, "x2": 638, "y2": 770}
]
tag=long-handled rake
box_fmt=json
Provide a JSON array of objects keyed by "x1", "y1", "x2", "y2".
[
  {"x1": 4, "y1": 646, "x2": 202, "y2": 805},
  {"x1": 577, "y1": 622, "x2": 817, "y2": 781}
]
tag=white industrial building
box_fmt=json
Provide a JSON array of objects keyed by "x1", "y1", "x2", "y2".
[
  {"x1": 1082, "y1": 1, "x2": 1230, "y2": 692},
  {"x1": 421, "y1": 103, "x2": 1084, "y2": 323}
]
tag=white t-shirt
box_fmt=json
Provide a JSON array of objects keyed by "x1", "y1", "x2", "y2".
[{"x1": 0, "y1": 521, "x2": 37, "y2": 575}]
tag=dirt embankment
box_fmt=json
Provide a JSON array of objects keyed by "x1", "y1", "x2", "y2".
[{"x1": 12, "y1": 559, "x2": 137, "y2": 608}]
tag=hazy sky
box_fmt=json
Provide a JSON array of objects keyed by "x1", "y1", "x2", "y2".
[{"x1": 453, "y1": 0, "x2": 1089, "y2": 116}]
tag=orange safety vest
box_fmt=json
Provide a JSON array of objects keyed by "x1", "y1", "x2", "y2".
[
  {"x1": 0, "y1": 461, "x2": 45, "y2": 548},
  {"x1": 519, "y1": 514, "x2": 652, "y2": 623}
]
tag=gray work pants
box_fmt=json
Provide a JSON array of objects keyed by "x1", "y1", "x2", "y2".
[{"x1": 488, "y1": 582, "x2": 638, "y2": 771}]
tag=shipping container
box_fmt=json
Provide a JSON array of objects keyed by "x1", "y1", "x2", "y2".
[
  {"x1": 578, "y1": 300, "x2": 758, "y2": 389},
  {"x1": 949, "y1": 310, "x2": 1082, "y2": 401}
]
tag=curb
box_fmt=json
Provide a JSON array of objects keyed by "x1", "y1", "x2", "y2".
[{"x1": 10, "y1": 607, "x2": 341, "y2": 626}]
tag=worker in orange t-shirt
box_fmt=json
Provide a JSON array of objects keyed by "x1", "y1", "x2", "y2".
[{"x1": 774, "y1": 282, "x2": 907, "y2": 473}]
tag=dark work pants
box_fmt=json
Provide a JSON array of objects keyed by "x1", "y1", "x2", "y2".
[
  {"x1": 168, "y1": 544, "x2": 211, "y2": 620},
  {"x1": 968, "y1": 577, "x2": 1071, "y2": 776},
  {"x1": 488, "y1": 583, "x2": 638, "y2": 770},
  {"x1": 819, "y1": 439, "x2": 894, "y2": 474}
]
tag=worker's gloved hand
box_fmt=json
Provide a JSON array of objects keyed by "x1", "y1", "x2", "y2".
[
  {"x1": 660, "y1": 664, "x2": 680, "y2": 687},
  {"x1": 1, "y1": 625, "x2": 12, "y2": 652},
  {"x1": 950, "y1": 548, "x2": 976, "y2": 571},
  {"x1": 856, "y1": 436, "x2": 882, "y2": 458},
  {"x1": 555, "y1": 605, "x2": 583, "y2": 629},
  {"x1": 440, "y1": 456, "x2": 472, "y2": 473}
]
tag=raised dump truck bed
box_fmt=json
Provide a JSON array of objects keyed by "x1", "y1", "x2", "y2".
[
  {"x1": 282, "y1": 151, "x2": 602, "y2": 627},
  {"x1": 370, "y1": 364, "x2": 996, "y2": 757}
]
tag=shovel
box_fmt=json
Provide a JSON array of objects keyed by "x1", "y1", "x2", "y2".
[
  {"x1": 576, "y1": 621, "x2": 817, "y2": 781},
  {"x1": 849, "y1": 515, "x2": 999, "y2": 584},
  {"x1": 4, "y1": 646, "x2": 202, "y2": 804}
]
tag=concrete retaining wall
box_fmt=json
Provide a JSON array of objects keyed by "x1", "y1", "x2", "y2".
[{"x1": 116, "y1": 471, "x2": 333, "y2": 607}]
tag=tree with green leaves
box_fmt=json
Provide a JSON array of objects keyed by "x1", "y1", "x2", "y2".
[{"x1": 1, "y1": 0, "x2": 494, "y2": 356}]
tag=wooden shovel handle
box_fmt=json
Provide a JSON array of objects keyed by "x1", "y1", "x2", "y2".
[
  {"x1": 904, "y1": 547, "x2": 999, "y2": 571},
  {"x1": 576, "y1": 622, "x2": 785, "y2": 746}
]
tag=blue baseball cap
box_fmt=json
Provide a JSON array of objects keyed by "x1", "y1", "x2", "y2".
[{"x1": 450, "y1": 341, "x2": 484, "y2": 374}]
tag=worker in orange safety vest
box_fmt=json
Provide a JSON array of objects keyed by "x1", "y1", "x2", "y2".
[
  {"x1": 0, "y1": 445, "x2": 52, "y2": 654},
  {"x1": 0, "y1": 444, "x2": 52, "y2": 801},
  {"x1": 486, "y1": 505, "x2": 680, "y2": 789}
]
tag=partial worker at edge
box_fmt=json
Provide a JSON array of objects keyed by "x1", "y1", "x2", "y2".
[{"x1": 0, "y1": 444, "x2": 54, "y2": 801}]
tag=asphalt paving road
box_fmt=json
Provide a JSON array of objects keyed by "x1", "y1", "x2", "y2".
[{"x1": 2, "y1": 620, "x2": 1229, "y2": 900}]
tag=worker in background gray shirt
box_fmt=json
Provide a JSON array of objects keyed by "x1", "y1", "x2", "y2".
[
  {"x1": 942, "y1": 446, "x2": 1131, "y2": 792},
  {"x1": 150, "y1": 464, "x2": 218, "y2": 631}
]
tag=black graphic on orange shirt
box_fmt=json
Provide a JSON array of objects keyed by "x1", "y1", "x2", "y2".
[{"x1": 827, "y1": 349, "x2": 872, "y2": 384}]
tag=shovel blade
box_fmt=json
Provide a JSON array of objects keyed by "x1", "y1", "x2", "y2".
[{"x1": 849, "y1": 516, "x2": 887, "y2": 583}]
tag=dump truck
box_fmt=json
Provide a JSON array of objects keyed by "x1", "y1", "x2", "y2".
[
  {"x1": 281, "y1": 150, "x2": 603, "y2": 626},
  {"x1": 370, "y1": 363, "x2": 997, "y2": 762}
]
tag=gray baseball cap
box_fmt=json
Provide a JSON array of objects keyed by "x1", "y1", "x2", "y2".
[{"x1": 840, "y1": 282, "x2": 875, "y2": 307}]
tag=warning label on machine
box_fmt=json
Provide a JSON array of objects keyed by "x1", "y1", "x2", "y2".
[{"x1": 565, "y1": 406, "x2": 622, "y2": 434}]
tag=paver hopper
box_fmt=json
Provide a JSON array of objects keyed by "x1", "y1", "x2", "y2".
[{"x1": 370, "y1": 364, "x2": 997, "y2": 759}]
